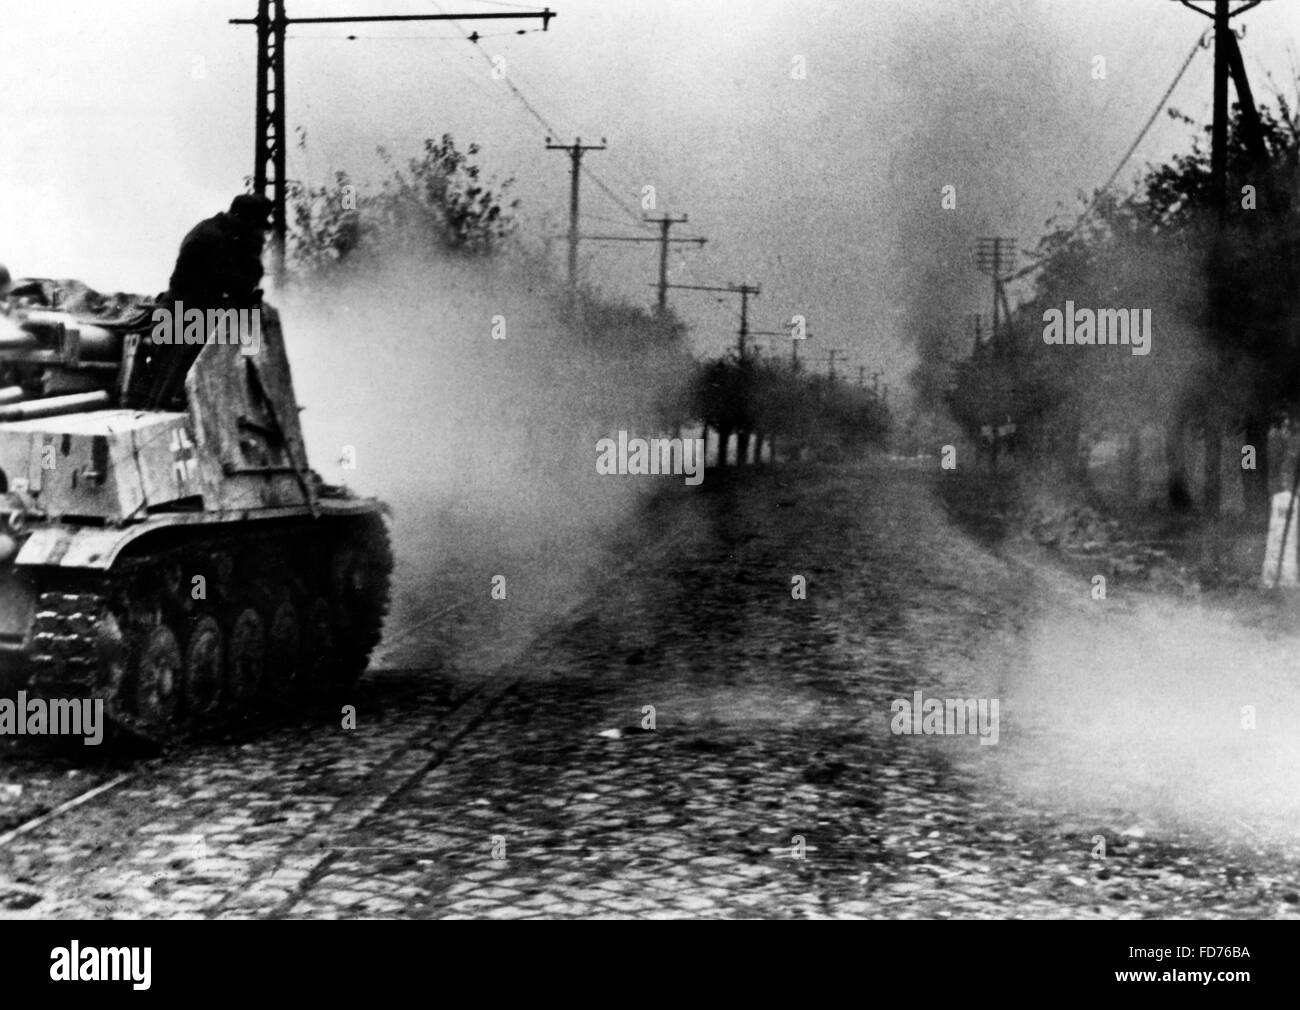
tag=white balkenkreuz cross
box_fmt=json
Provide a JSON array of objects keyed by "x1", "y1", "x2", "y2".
[{"x1": 170, "y1": 427, "x2": 197, "y2": 485}]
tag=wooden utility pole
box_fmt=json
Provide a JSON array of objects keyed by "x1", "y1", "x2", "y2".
[
  {"x1": 968, "y1": 312, "x2": 985, "y2": 354},
  {"x1": 750, "y1": 326, "x2": 813, "y2": 371},
  {"x1": 649, "y1": 215, "x2": 703, "y2": 313},
  {"x1": 231, "y1": 2, "x2": 556, "y2": 287},
  {"x1": 661, "y1": 281, "x2": 761, "y2": 468},
  {"x1": 580, "y1": 214, "x2": 706, "y2": 312},
  {"x1": 739, "y1": 285, "x2": 760, "y2": 359},
  {"x1": 664, "y1": 282, "x2": 761, "y2": 358},
  {"x1": 1207, "y1": 0, "x2": 1230, "y2": 515},
  {"x1": 546, "y1": 137, "x2": 606, "y2": 289},
  {"x1": 974, "y1": 237, "x2": 1016, "y2": 352},
  {"x1": 1171, "y1": 0, "x2": 1270, "y2": 519},
  {"x1": 858, "y1": 366, "x2": 882, "y2": 392},
  {"x1": 1212, "y1": 0, "x2": 1230, "y2": 219},
  {"x1": 813, "y1": 349, "x2": 847, "y2": 380}
]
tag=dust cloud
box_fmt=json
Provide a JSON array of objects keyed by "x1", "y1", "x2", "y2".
[
  {"x1": 276, "y1": 247, "x2": 697, "y2": 675},
  {"x1": 883, "y1": 2, "x2": 1282, "y2": 848},
  {"x1": 985, "y1": 586, "x2": 1300, "y2": 847}
]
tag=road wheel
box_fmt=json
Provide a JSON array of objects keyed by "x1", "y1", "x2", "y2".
[
  {"x1": 135, "y1": 623, "x2": 182, "y2": 728},
  {"x1": 302, "y1": 596, "x2": 339, "y2": 687},
  {"x1": 266, "y1": 595, "x2": 301, "y2": 697},
  {"x1": 331, "y1": 518, "x2": 392, "y2": 687},
  {"x1": 183, "y1": 614, "x2": 224, "y2": 717},
  {"x1": 225, "y1": 604, "x2": 265, "y2": 707},
  {"x1": 93, "y1": 609, "x2": 129, "y2": 696}
]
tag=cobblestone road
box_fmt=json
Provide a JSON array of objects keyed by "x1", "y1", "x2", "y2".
[{"x1": 3, "y1": 460, "x2": 1300, "y2": 918}]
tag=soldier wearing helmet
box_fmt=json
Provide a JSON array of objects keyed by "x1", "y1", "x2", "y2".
[
  {"x1": 167, "y1": 193, "x2": 273, "y2": 310},
  {"x1": 136, "y1": 194, "x2": 274, "y2": 407}
]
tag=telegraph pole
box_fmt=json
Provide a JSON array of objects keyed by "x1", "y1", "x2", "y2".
[
  {"x1": 1170, "y1": 0, "x2": 1270, "y2": 212},
  {"x1": 856, "y1": 366, "x2": 883, "y2": 393},
  {"x1": 231, "y1": 3, "x2": 556, "y2": 287},
  {"x1": 738, "y1": 285, "x2": 757, "y2": 357},
  {"x1": 661, "y1": 281, "x2": 759, "y2": 469},
  {"x1": 1170, "y1": 0, "x2": 1271, "y2": 519},
  {"x1": 650, "y1": 215, "x2": 701, "y2": 312},
  {"x1": 546, "y1": 137, "x2": 606, "y2": 289},
  {"x1": 663, "y1": 282, "x2": 761, "y2": 357},
  {"x1": 750, "y1": 327, "x2": 813, "y2": 371},
  {"x1": 826, "y1": 350, "x2": 846, "y2": 380},
  {"x1": 974, "y1": 237, "x2": 1016, "y2": 350},
  {"x1": 813, "y1": 349, "x2": 847, "y2": 380},
  {"x1": 580, "y1": 214, "x2": 706, "y2": 312},
  {"x1": 968, "y1": 312, "x2": 985, "y2": 354},
  {"x1": 1213, "y1": 0, "x2": 1230, "y2": 220},
  {"x1": 238, "y1": 1, "x2": 287, "y2": 284}
]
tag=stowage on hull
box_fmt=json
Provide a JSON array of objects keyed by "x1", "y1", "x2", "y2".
[{"x1": 0, "y1": 285, "x2": 392, "y2": 743}]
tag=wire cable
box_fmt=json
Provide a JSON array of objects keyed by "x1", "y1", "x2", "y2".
[
  {"x1": 1088, "y1": 31, "x2": 1207, "y2": 219},
  {"x1": 428, "y1": 0, "x2": 655, "y2": 232},
  {"x1": 1010, "y1": 30, "x2": 1208, "y2": 281}
]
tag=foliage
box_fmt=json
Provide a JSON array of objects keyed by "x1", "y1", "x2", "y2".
[
  {"x1": 286, "y1": 133, "x2": 519, "y2": 278},
  {"x1": 941, "y1": 91, "x2": 1300, "y2": 488}
]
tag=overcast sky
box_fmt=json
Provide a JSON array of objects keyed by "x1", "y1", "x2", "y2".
[{"x1": 2, "y1": 0, "x2": 1298, "y2": 387}]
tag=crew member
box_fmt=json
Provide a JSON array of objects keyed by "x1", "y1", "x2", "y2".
[
  {"x1": 168, "y1": 193, "x2": 272, "y2": 309},
  {"x1": 135, "y1": 194, "x2": 273, "y2": 408}
]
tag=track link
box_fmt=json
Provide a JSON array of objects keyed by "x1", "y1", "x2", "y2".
[{"x1": 23, "y1": 512, "x2": 393, "y2": 746}]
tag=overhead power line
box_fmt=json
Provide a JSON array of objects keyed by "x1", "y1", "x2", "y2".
[
  {"x1": 230, "y1": 0, "x2": 557, "y2": 285},
  {"x1": 1009, "y1": 30, "x2": 1208, "y2": 283},
  {"x1": 1092, "y1": 31, "x2": 1207, "y2": 209},
  {"x1": 431, "y1": 0, "x2": 652, "y2": 233}
]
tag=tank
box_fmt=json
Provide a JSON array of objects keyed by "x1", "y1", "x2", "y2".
[{"x1": 0, "y1": 278, "x2": 393, "y2": 744}]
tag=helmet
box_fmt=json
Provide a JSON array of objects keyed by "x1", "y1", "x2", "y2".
[{"x1": 229, "y1": 194, "x2": 273, "y2": 229}]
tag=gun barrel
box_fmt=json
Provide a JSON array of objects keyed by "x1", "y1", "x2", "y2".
[
  {"x1": 0, "y1": 390, "x2": 110, "y2": 421},
  {"x1": 0, "y1": 330, "x2": 40, "y2": 353}
]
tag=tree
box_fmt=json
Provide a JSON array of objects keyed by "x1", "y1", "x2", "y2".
[
  {"x1": 373, "y1": 135, "x2": 519, "y2": 256},
  {"x1": 286, "y1": 132, "x2": 519, "y2": 278},
  {"x1": 940, "y1": 90, "x2": 1300, "y2": 525},
  {"x1": 693, "y1": 353, "x2": 891, "y2": 466}
]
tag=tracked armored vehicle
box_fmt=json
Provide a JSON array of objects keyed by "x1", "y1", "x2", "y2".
[{"x1": 0, "y1": 279, "x2": 392, "y2": 743}]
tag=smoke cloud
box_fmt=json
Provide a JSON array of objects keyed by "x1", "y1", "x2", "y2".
[{"x1": 278, "y1": 246, "x2": 697, "y2": 675}]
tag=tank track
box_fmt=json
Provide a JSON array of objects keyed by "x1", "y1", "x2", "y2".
[{"x1": 24, "y1": 512, "x2": 392, "y2": 746}]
